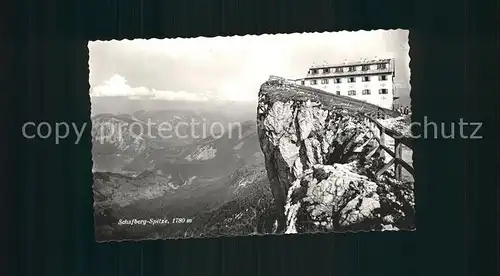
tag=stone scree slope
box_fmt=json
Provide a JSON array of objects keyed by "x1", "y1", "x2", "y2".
[{"x1": 257, "y1": 79, "x2": 415, "y2": 234}]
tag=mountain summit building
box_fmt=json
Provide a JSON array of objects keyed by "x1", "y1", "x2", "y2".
[{"x1": 293, "y1": 58, "x2": 397, "y2": 110}]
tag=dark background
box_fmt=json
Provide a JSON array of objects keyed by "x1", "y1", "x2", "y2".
[{"x1": 3, "y1": 0, "x2": 499, "y2": 275}]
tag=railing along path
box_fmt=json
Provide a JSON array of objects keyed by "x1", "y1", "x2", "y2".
[
  {"x1": 362, "y1": 114, "x2": 414, "y2": 181},
  {"x1": 266, "y1": 76, "x2": 414, "y2": 182}
]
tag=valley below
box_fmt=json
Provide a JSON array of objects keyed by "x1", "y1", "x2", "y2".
[{"x1": 92, "y1": 108, "x2": 277, "y2": 241}]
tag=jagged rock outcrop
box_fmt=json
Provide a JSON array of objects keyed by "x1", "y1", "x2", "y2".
[{"x1": 257, "y1": 80, "x2": 415, "y2": 233}]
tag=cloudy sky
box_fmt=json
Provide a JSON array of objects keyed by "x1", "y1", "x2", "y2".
[{"x1": 89, "y1": 29, "x2": 410, "y2": 103}]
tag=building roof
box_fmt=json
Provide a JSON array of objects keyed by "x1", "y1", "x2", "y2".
[{"x1": 309, "y1": 58, "x2": 393, "y2": 70}]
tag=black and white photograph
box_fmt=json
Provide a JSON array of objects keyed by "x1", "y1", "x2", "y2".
[{"x1": 90, "y1": 29, "x2": 415, "y2": 242}]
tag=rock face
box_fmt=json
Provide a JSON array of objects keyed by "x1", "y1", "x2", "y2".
[{"x1": 257, "y1": 80, "x2": 415, "y2": 233}]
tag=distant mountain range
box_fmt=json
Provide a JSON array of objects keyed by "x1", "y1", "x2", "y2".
[
  {"x1": 90, "y1": 96, "x2": 257, "y2": 121},
  {"x1": 92, "y1": 109, "x2": 276, "y2": 240}
]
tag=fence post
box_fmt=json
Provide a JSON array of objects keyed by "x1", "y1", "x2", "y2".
[
  {"x1": 394, "y1": 139, "x2": 402, "y2": 181},
  {"x1": 378, "y1": 125, "x2": 386, "y2": 161}
]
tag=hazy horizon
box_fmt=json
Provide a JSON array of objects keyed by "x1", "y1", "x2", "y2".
[{"x1": 89, "y1": 29, "x2": 411, "y2": 116}]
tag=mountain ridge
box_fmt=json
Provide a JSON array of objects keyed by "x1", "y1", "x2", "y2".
[{"x1": 257, "y1": 79, "x2": 415, "y2": 233}]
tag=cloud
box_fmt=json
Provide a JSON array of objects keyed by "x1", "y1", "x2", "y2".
[
  {"x1": 91, "y1": 74, "x2": 209, "y2": 102},
  {"x1": 90, "y1": 73, "x2": 259, "y2": 102},
  {"x1": 91, "y1": 74, "x2": 151, "y2": 97}
]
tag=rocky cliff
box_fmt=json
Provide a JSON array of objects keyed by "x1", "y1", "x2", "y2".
[{"x1": 257, "y1": 79, "x2": 415, "y2": 234}]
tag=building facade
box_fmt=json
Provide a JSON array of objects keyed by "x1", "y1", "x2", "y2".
[{"x1": 295, "y1": 58, "x2": 396, "y2": 110}]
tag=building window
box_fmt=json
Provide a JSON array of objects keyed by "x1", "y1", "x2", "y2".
[
  {"x1": 334, "y1": 78, "x2": 342, "y2": 84},
  {"x1": 348, "y1": 90, "x2": 356, "y2": 96},
  {"x1": 348, "y1": 77, "x2": 355, "y2": 83},
  {"x1": 377, "y1": 63, "x2": 387, "y2": 69},
  {"x1": 336, "y1": 91, "x2": 340, "y2": 95},
  {"x1": 300, "y1": 80, "x2": 305, "y2": 85},
  {"x1": 335, "y1": 67, "x2": 343, "y2": 73},
  {"x1": 362, "y1": 76, "x2": 370, "y2": 82},
  {"x1": 362, "y1": 89, "x2": 371, "y2": 95},
  {"x1": 310, "y1": 80, "x2": 317, "y2": 85},
  {"x1": 361, "y1": 65, "x2": 370, "y2": 71},
  {"x1": 378, "y1": 75, "x2": 388, "y2": 81},
  {"x1": 379, "y1": 89, "x2": 388, "y2": 94},
  {"x1": 311, "y1": 69, "x2": 318, "y2": 74},
  {"x1": 348, "y1": 66, "x2": 356, "y2": 72},
  {"x1": 323, "y1": 68, "x2": 330, "y2": 74},
  {"x1": 321, "y1": 79, "x2": 329, "y2": 84}
]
